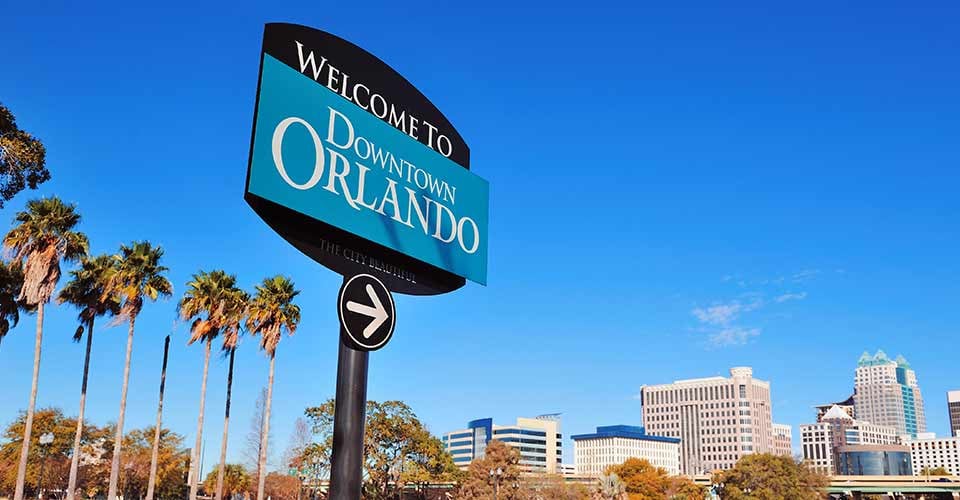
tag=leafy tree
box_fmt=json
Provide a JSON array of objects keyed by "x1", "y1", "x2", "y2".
[
  {"x1": 0, "y1": 259, "x2": 29, "y2": 347},
  {"x1": 57, "y1": 254, "x2": 119, "y2": 500},
  {"x1": 667, "y1": 476, "x2": 706, "y2": 500},
  {"x1": 302, "y1": 399, "x2": 459, "y2": 499},
  {"x1": 246, "y1": 275, "x2": 300, "y2": 500},
  {"x1": 0, "y1": 408, "x2": 104, "y2": 498},
  {"x1": 595, "y1": 473, "x2": 628, "y2": 500},
  {"x1": 920, "y1": 466, "x2": 950, "y2": 476},
  {"x1": 104, "y1": 241, "x2": 173, "y2": 500},
  {"x1": 203, "y1": 464, "x2": 251, "y2": 498},
  {"x1": 263, "y1": 472, "x2": 301, "y2": 500},
  {"x1": 402, "y1": 425, "x2": 463, "y2": 498},
  {"x1": 178, "y1": 269, "x2": 240, "y2": 500},
  {"x1": 711, "y1": 453, "x2": 828, "y2": 500},
  {"x1": 456, "y1": 440, "x2": 525, "y2": 500},
  {"x1": 112, "y1": 426, "x2": 190, "y2": 500},
  {"x1": 3, "y1": 197, "x2": 88, "y2": 500},
  {"x1": 605, "y1": 458, "x2": 670, "y2": 500},
  {"x1": 0, "y1": 103, "x2": 51, "y2": 207},
  {"x1": 531, "y1": 474, "x2": 591, "y2": 500}
]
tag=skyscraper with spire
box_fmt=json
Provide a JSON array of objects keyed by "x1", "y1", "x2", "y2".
[{"x1": 853, "y1": 350, "x2": 926, "y2": 438}]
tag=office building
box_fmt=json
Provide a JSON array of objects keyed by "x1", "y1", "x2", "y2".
[
  {"x1": 853, "y1": 350, "x2": 926, "y2": 438},
  {"x1": 772, "y1": 423, "x2": 793, "y2": 457},
  {"x1": 837, "y1": 445, "x2": 913, "y2": 476},
  {"x1": 442, "y1": 415, "x2": 562, "y2": 474},
  {"x1": 949, "y1": 391, "x2": 960, "y2": 437},
  {"x1": 571, "y1": 425, "x2": 680, "y2": 476},
  {"x1": 815, "y1": 395, "x2": 855, "y2": 422},
  {"x1": 800, "y1": 405, "x2": 901, "y2": 474},
  {"x1": 908, "y1": 434, "x2": 960, "y2": 476},
  {"x1": 640, "y1": 367, "x2": 774, "y2": 474}
]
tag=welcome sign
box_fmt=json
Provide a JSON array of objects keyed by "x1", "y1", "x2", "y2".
[{"x1": 245, "y1": 24, "x2": 488, "y2": 295}]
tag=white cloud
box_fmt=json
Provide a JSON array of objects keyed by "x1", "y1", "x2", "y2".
[
  {"x1": 709, "y1": 327, "x2": 761, "y2": 346},
  {"x1": 692, "y1": 303, "x2": 742, "y2": 325},
  {"x1": 774, "y1": 292, "x2": 807, "y2": 303},
  {"x1": 792, "y1": 269, "x2": 821, "y2": 283},
  {"x1": 692, "y1": 300, "x2": 762, "y2": 326}
]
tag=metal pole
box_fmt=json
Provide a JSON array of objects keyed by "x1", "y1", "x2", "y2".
[
  {"x1": 328, "y1": 335, "x2": 369, "y2": 500},
  {"x1": 37, "y1": 445, "x2": 48, "y2": 500}
]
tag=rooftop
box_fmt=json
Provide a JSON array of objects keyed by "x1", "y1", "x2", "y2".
[
  {"x1": 570, "y1": 425, "x2": 680, "y2": 444},
  {"x1": 857, "y1": 350, "x2": 912, "y2": 369}
]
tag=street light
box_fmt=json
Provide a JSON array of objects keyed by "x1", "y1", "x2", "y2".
[
  {"x1": 488, "y1": 467, "x2": 503, "y2": 500},
  {"x1": 37, "y1": 432, "x2": 54, "y2": 500}
]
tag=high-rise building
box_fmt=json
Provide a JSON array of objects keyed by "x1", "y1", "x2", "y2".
[
  {"x1": 948, "y1": 391, "x2": 960, "y2": 437},
  {"x1": 772, "y1": 423, "x2": 793, "y2": 457},
  {"x1": 800, "y1": 405, "x2": 901, "y2": 474},
  {"x1": 571, "y1": 425, "x2": 681, "y2": 476},
  {"x1": 853, "y1": 350, "x2": 926, "y2": 438},
  {"x1": 640, "y1": 367, "x2": 774, "y2": 474},
  {"x1": 907, "y1": 434, "x2": 960, "y2": 476},
  {"x1": 442, "y1": 415, "x2": 563, "y2": 474}
]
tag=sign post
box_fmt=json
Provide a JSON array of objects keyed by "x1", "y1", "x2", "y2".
[
  {"x1": 328, "y1": 334, "x2": 368, "y2": 500},
  {"x1": 245, "y1": 23, "x2": 489, "y2": 499}
]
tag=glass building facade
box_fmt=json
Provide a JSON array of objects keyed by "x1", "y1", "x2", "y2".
[{"x1": 837, "y1": 446, "x2": 913, "y2": 476}]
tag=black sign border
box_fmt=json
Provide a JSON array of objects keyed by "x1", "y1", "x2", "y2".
[{"x1": 244, "y1": 23, "x2": 472, "y2": 296}]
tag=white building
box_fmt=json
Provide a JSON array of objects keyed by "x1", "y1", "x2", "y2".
[
  {"x1": 442, "y1": 414, "x2": 562, "y2": 474},
  {"x1": 854, "y1": 350, "x2": 926, "y2": 438},
  {"x1": 571, "y1": 425, "x2": 680, "y2": 476},
  {"x1": 772, "y1": 423, "x2": 793, "y2": 457},
  {"x1": 800, "y1": 405, "x2": 901, "y2": 474},
  {"x1": 908, "y1": 434, "x2": 960, "y2": 476},
  {"x1": 640, "y1": 367, "x2": 774, "y2": 474}
]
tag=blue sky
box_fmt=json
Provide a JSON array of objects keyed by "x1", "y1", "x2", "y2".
[{"x1": 1, "y1": 0, "x2": 958, "y2": 470}]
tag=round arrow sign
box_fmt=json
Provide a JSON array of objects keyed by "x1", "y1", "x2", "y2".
[{"x1": 338, "y1": 274, "x2": 396, "y2": 351}]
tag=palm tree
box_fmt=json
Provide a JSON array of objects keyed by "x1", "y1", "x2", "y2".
[
  {"x1": 105, "y1": 241, "x2": 172, "y2": 500},
  {"x1": 0, "y1": 259, "x2": 29, "y2": 348},
  {"x1": 57, "y1": 254, "x2": 119, "y2": 500},
  {"x1": 179, "y1": 269, "x2": 235, "y2": 500},
  {"x1": 246, "y1": 275, "x2": 300, "y2": 500},
  {"x1": 3, "y1": 197, "x2": 88, "y2": 500},
  {"x1": 214, "y1": 285, "x2": 249, "y2": 500}
]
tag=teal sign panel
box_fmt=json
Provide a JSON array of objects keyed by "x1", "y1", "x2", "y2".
[{"x1": 247, "y1": 54, "x2": 489, "y2": 286}]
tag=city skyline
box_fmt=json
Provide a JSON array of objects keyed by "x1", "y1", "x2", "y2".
[{"x1": 2, "y1": 0, "x2": 959, "y2": 481}]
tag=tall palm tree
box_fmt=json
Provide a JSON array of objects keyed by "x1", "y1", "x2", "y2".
[
  {"x1": 214, "y1": 285, "x2": 249, "y2": 500},
  {"x1": 105, "y1": 241, "x2": 172, "y2": 500},
  {"x1": 57, "y1": 254, "x2": 120, "y2": 500},
  {"x1": 179, "y1": 269, "x2": 235, "y2": 500},
  {"x1": 0, "y1": 259, "x2": 29, "y2": 348},
  {"x1": 3, "y1": 197, "x2": 88, "y2": 500},
  {"x1": 246, "y1": 275, "x2": 300, "y2": 500}
]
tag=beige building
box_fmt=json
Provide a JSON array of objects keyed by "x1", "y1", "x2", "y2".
[
  {"x1": 854, "y1": 350, "x2": 926, "y2": 438},
  {"x1": 572, "y1": 425, "x2": 681, "y2": 476},
  {"x1": 800, "y1": 405, "x2": 901, "y2": 474},
  {"x1": 908, "y1": 434, "x2": 960, "y2": 476},
  {"x1": 640, "y1": 367, "x2": 773, "y2": 474},
  {"x1": 772, "y1": 423, "x2": 793, "y2": 457},
  {"x1": 443, "y1": 415, "x2": 562, "y2": 473}
]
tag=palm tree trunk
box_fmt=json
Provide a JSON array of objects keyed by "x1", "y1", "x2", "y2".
[
  {"x1": 256, "y1": 354, "x2": 276, "y2": 500},
  {"x1": 215, "y1": 348, "x2": 236, "y2": 500},
  {"x1": 107, "y1": 314, "x2": 137, "y2": 500},
  {"x1": 146, "y1": 335, "x2": 171, "y2": 500},
  {"x1": 13, "y1": 301, "x2": 43, "y2": 500},
  {"x1": 190, "y1": 339, "x2": 213, "y2": 500},
  {"x1": 66, "y1": 319, "x2": 95, "y2": 500}
]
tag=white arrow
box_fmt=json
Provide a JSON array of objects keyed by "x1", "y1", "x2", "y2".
[{"x1": 346, "y1": 284, "x2": 389, "y2": 339}]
